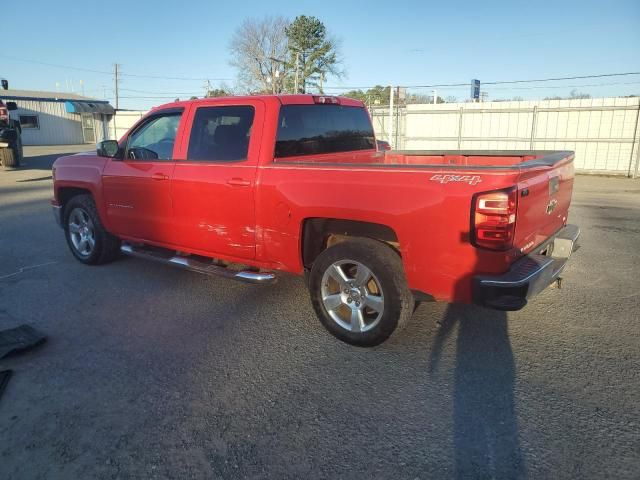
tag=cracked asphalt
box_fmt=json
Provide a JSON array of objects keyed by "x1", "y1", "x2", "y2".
[{"x1": 0, "y1": 146, "x2": 638, "y2": 479}]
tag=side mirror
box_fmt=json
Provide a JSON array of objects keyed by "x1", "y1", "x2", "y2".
[
  {"x1": 5, "y1": 101, "x2": 17, "y2": 111},
  {"x1": 97, "y1": 140, "x2": 121, "y2": 158}
]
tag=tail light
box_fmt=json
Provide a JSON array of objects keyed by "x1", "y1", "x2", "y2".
[
  {"x1": 471, "y1": 187, "x2": 518, "y2": 250},
  {"x1": 0, "y1": 106, "x2": 8, "y2": 122}
]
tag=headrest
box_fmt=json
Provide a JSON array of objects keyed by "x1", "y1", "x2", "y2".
[{"x1": 214, "y1": 124, "x2": 245, "y2": 145}]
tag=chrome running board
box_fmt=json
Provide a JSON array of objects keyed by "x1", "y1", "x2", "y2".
[{"x1": 120, "y1": 244, "x2": 277, "y2": 285}]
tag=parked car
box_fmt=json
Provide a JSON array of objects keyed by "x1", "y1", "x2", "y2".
[
  {"x1": 51, "y1": 94, "x2": 579, "y2": 346},
  {"x1": 0, "y1": 85, "x2": 23, "y2": 169}
]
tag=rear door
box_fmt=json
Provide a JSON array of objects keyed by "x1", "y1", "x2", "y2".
[
  {"x1": 171, "y1": 99, "x2": 264, "y2": 260},
  {"x1": 514, "y1": 154, "x2": 575, "y2": 253},
  {"x1": 102, "y1": 109, "x2": 183, "y2": 243}
]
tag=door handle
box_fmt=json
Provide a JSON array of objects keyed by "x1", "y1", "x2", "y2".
[
  {"x1": 226, "y1": 178, "x2": 251, "y2": 187},
  {"x1": 152, "y1": 173, "x2": 169, "y2": 181}
]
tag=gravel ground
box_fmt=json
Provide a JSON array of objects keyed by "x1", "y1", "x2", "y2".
[{"x1": 0, "y1": 147, "x2": 638, "y2": 479}]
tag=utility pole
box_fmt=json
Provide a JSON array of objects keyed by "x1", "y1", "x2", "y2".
[
  {"x1": 203, "y1": 79, "x2": 212, "y2": 97},
  {"x1": 294, "y1": 52, "x2": 300, "y2": 94},
  {"x1": 389, "y1": 85, "x2": 394, "y2": 149},
  {"x1": 432, "y1": 89, "x2": 437, "y2": 104},
  {"x1": 113, "y1": 63, "x2": 120, "y2": 110}
]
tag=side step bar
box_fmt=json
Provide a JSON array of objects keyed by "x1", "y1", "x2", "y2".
[{"x1": 120, "y1": 244, "x2": 277, "y2": 285}]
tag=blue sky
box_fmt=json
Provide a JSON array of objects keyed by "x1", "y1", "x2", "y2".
[{"x1": 2, "y1": 0, "x2": 639, "y2": 109}]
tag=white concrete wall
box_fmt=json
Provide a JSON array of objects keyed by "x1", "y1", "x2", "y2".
[
  {"x1": 372, "y1": 97, "x2": 640, "y2": 175},
  {"x1": 106, "y1": 110, "x2": 147, "y2": 141}
]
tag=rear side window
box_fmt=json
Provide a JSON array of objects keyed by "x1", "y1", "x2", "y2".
[
  {"x1": 275, "y1": 105, "x2": 375, "y2": 158},
  {"x1": 187, "y1": 106, "x2": 255, "y2": 162}
]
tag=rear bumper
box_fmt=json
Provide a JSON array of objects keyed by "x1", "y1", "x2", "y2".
[{"x1": 473, "y1": 224, "x2": 580, "y2": 310}]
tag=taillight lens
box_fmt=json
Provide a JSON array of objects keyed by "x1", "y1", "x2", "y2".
[
  {"x1": 472, "y1": 187, "x2": 518, "y2": 250},
  {"x1": 0, "y1": 107, "x2": 8, "y2": 122}
]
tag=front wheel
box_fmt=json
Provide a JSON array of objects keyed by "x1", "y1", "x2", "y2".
[
  {"x1": 63, "y1": 194, "x2": 120, "y2": 265},
  {"x1": 309, "y1": 238, "x2": 414, "y2": 347}
]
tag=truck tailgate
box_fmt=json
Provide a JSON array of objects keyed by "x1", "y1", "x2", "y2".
[{"x1": 514, "y1": 153, "x2": 575, "y2": 254}]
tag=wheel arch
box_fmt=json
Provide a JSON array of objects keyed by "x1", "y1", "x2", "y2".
[
  {"x1": 58, "y1": 186, "x2": 93, "y2": 215},
  {"x1": 301, "y1": 218, "x2": 400, "y2": 269}
]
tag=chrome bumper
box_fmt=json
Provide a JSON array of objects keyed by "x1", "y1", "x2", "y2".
[
  {"x1": 52, "y1": 204, "x2": 63, "y2": 228},
  {"x1": 474, "y1": 224, "x2": 580, "y2": 310}
]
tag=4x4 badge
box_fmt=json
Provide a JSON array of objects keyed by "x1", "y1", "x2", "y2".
[{"x1": 430, "y1": 174, "x2": 482, "y2": 185}]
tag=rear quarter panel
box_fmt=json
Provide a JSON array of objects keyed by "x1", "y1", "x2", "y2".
[{"x1": 256, "y1": 164, "x2": 521, "y2": 302}]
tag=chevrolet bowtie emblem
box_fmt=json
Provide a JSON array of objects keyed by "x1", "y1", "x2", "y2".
[{"x1": 546, "y1": 199, "x2": 558, "y2": 214}]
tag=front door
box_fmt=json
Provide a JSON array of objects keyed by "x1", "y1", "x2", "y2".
[
  {"x1": 81, "y1": 114, "x2": 95, "y2": 143},
  {"x1": 171, "y1": 101, "x2": 263, "y2": 260},
  {"x1": 102, "y1": 110, "x2": 183, "y2": 244}
]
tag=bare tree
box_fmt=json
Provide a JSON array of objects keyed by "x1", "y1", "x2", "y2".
[{"x1": 229, "y1": 16, "x2": 290, "y2": 93}]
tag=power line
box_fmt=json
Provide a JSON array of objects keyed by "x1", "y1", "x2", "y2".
[
  {"x1": 323, "y1": 72, "x2": 640, "y2": 91},
  {"x1": 3, "y1": 52, "x2": 638, "y2": 98},
  {"x1": 0, "y1": 54, "x2": 233, "y2": 82},
  {"x1": 119, "y1": 71, "x2": 232, "y2": 82},
  {"x1": 119, "y1": 87, "x2": 203, "y2": 95},
  {"x1": 483, "y1": 72, "x2": 640, "y2": 86},
  {"x1": 0, "y1": 54, "x2": 112, "y2": 75},
  {"x1": 118, "y1": 95, "x2": 201, "y2": 99}
]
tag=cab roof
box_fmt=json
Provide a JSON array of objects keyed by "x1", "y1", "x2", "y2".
[{"x1": 150, "y1": 94, "x2": 365, "y2": 112}]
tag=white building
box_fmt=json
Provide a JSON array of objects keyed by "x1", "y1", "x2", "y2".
[{"x1": 0, "y1": 89, "x2": 115, "y2": 146}]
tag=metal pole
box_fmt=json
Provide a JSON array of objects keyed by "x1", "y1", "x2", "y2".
[
  {"x1": 389, "y1": 86, "x2": 394, "y2": 149},
  {"x1": 294, "y1": 53, "x2": 299, "y2": 94},
  {"x1": 114, "y1": 64, "x2": 119, "y2": 110},
  {"x1": 628, "y1": 100, "x2": 640, "y2": 178},
  {"x1": 432, "y1": 89, "x2": 437, "y2": 105},
  {"x1": 529, "y1": 106, "x2": 538, "y2": 150},
  {"x1": 395, "y1": 87, "x2": 400, "y2": 148},
  {"x1": 457, "y1": 107, "x2": 464, "y2": 149}
]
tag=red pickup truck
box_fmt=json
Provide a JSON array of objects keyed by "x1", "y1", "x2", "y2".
[{"x1": 51, "y1": 94, "x2": 579, "y2": 346}]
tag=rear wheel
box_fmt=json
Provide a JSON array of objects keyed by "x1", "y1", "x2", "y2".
[
  {"x1": 0, "y1": 133, "x2": 22, "y2": 169},
  {"x1": 63, "y1": 194, "x2": 120, "y2": 265},
  {"x1": 309, "y1": 238, "x2": 414, "y2": 347},
  {"x1": 1, "y1": 146, "x2": 17, "y2": 169}
]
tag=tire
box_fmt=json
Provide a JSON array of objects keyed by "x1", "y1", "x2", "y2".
[
  {"x1": 0, "y1": 146, "x2": 17, "y2": 169},
  {"x1": 63, "y1": 194, "x2": 120, "y2": 265},
  {"x1": 309, "y1": 238, "x2": 414, "y2": 347}
]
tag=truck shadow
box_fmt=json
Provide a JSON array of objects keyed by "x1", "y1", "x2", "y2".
[
  {"x1": 429, "y1": 302, "x2": 526, "y2": 479},
  {"x1": 20, "y1": 152, "x2": 77, "y2": 173}
]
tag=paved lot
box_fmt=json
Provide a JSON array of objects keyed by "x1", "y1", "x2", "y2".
[{"x1": 1, "y1": 146, "x2": 638, "y2": 479}]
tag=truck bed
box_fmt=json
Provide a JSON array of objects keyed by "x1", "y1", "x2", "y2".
[
  {"x1": 382, "y1": 150, "x2": 574, "y2": 168},
  {"x1": 274, "y1": 149, "x2": 574, "y2": 170}
]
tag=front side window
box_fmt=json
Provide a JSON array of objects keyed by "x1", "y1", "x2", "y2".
[
  {"x1": 275, "y1": 105, "x2": 375, "y2": 158},
  {"x1": 127, "y1": 113, "x2": 182, "y2": 160},
  {"x1": 187, "y1": 106, "x2": 255, "y2": 162}
]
